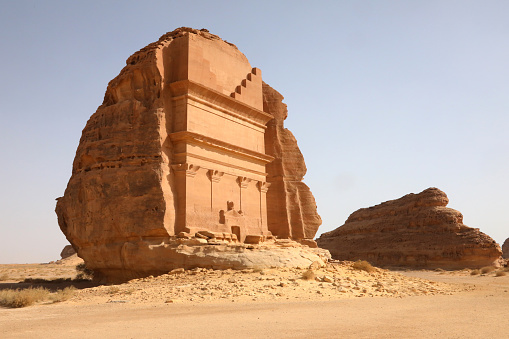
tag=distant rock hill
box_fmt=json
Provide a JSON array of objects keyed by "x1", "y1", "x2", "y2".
[
  {"x1": 60, "y1": 245, "x2": 76, "y2": 259},
  {"x1": 502, "y1": 238, "x2": 509, "y2": 259},
  {"x1": 317, "y1": 188, "x2": 502, "y2": 269}
]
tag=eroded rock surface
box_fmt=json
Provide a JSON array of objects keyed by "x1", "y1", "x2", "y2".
[
  {"x1": 56, "y1": 27, "x2": 322, "y2": 281},
  {"x1": 502, "y1": 238, "x2": 509, "y2": 259},
  {"x1": 317, "y1": 188, "x2": 501, "y2": 269},
  {"x1": 95, "y1": 239, "x2": 330, "y2": 282},
  {"x1": 263, "y1": 84, "x2": 322, "y2": 240},
  {"x1": 60, "y1": 245, "x2": 76, "y2": 259}
]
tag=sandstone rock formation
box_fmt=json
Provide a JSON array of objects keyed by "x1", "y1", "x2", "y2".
[
  {"x1": 60, "y1": 245, "x2": 76, "y2": 259},
  {"x1": 56, "y1": 27, "x2": 322, "y2": 281},
  {"x1": 502, "y1": 238, "x2": 509, "y2": 259},
  {"x1": 102, "y1": 239, "x2": 330, "y2": 280},
  {"x1": 263, "y1": 84, "x2": 322, "y2": 240},
  {"x1": 317, "y1": 188, "x2": 502, "y2": 269}
]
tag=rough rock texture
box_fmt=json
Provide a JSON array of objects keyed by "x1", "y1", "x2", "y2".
[
  {"x1": 56, "y1": 27, "x2": 322, "y2": 281},
  {"x1": 60, "y1": 245, "x2": 76, "y2": 259},
  {"x1": 263, "y1": 84, "x2": 322, "y2": 240},
  {"x1": 97, "y1": 239, "x2": 330, "y2": 282},
  {"x1": 317, "y1": 188, "x2": 502, "y2": 269},
  {"x1": 502, "y1": 238, "x2": 509, "y2": 259}
]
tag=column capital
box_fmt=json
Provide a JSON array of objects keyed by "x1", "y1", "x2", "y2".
[
  {"x1": 171, "y1": 163, "x2": 200, "y2": 177},
  {"x1": 207, "y1": 169, "x2": 224, "y2": 183},
  {"x1": 237, "y1": 176, "x2": 252, "y2": 189},
  {"x1": 257, "y1": 181, "x2": 271, "y2": 193}
]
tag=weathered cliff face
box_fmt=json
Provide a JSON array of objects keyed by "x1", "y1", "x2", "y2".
[
  {"x1": 262, "y1": 83, "x2": 322, "y2": 240},
  {"x1": 317, "y1": 188, "x2": 501, "y2": 269},
  {"x1": 56, "y1": 28, "x2": 323, "y2": 280},
  {"x1": 502, "y1": 238, "x2": 509, "y2": 259},
  {"x1": 56, "y1": 29, "x2": 173, "y2": 274}
]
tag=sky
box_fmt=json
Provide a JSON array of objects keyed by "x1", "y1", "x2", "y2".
[{"x1": 0, "y1": 0, "x2": 508, "y2": 263}]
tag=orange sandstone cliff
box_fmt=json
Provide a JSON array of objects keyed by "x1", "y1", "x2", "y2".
[
  {"x1": 263, "y1": 83, "x2": 322, "y2": 240},
  {"x1": 55, "y1": 28, "x2": 323, "y2": 280},
  {"x1": 317, "y1": 188, "x2": 501, "y2": 269}
]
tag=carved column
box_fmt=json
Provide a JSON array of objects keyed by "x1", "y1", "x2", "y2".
[
  {"x1": 257, "y1": 181, "x2": 271, "y2": 230},
  {"x1": 207, "y1": 170, "x2": 224, "y2": 211},
  {"x1": 171, "y1": 163, "x2": 200, "y2": 233}
]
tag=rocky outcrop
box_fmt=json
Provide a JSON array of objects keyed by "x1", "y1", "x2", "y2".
[
  {"x1": 56, "y1": 27, "x2": 322, "y2": 281},
  {"x1": 502, "y1": 238, "x2": 509, "y2": 259},
  {"x1": 60, "y1": 245, "x2": 76, "y2": 259},
  {"x1": 263, "y1": 83, "x2": 322, "y2": 240},
  {"x1": 96, "y1": 239, "x2": 330, "y2": 283},
  {"x1": 317, "y1": 188, "x2": 502, "y2": 269}
]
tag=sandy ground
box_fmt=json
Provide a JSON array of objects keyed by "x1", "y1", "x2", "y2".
[{"x1": 1, "y1": 261, "x2": 508, "y2": 338}]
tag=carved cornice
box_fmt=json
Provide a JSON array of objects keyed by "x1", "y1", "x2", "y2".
[
  {"x1": 256, "y1": 181, "x2": 271, "y2": 193},
  {"x1": 173, "y1": 151, "x2": 268, "y2": 177},
  {"x1": 170, "y1": 131, "x2": 274, "y2": 164},
  {"x1": 207, "y1": 169, "x2": 224, "y2": 183},
  {"x1": 171, "y1": 163, "x2": 201, "y2": 177},
  {"x1": 237, "y1": 176, "x2": 252, "y2": 189},
  {"x1": 169, "y1": 80, "x2": 273, "y2": 128}
]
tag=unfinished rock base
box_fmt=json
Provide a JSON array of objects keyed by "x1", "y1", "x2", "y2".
[
  {"x1": 89, "y1": 237, "x2": 330, "y2": 282},
  {"x1": 317, "y1": 188, "x2": 502, "y2": 269}
]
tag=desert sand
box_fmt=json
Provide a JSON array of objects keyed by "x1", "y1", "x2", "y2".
[{"x1": 1, "y1": 260, "x2": 508, "y2": 338}]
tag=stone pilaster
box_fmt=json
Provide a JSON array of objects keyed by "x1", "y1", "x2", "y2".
[
  {"x1": 237, "y1": 176, "x2": 252, "y2": 211},
  {"x1": 257, "y1": 181, "x2": 271, "y2": 229},
  {"x1": 171, "y1": 163, "x2": 201, "y2": 232},
  {"x1": 208, "y1": 169, "x2": 224, "y2": 211}
]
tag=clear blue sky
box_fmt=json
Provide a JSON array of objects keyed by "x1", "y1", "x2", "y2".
[{"x1": 1, "y1": 1, "x2": 508, "y2": 263}]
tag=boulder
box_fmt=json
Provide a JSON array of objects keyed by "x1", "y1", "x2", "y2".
[
  {"x1": 60, "y1": 245, "x2": 76, "y2": 259},
  {"x1": 299, "y1": 239, "x2": 318, "y2": 248},
  {"x1": 317, "y1": 188, "x2": 502, "y2": 269},
  {"x1": 244, "y1": 235, "x2": 263, "y2": 244}
]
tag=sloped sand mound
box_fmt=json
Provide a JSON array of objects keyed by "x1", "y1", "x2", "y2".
[
  {"x1": 70, "y1": 261, "x2": 468, "y2": 305},
  {"x1": 55, "y1": 254, "x2": 84, "y2": 267}
]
